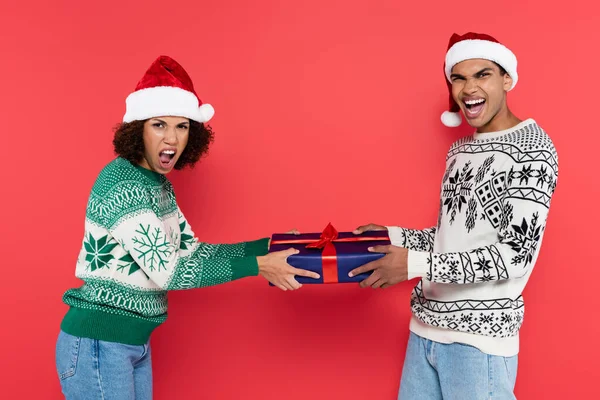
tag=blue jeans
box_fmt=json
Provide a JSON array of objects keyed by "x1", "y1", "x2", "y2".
[
  {"x1": 55, "y1": 330, "x2": 152, "y2": 399},
  {"x1": 398, "y1": 332, "x2": 518, "y2": 400}
]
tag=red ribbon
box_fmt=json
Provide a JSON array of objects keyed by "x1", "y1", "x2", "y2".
[{"x1": 270, "y1": 223, "x2": 390, "y2": 284}]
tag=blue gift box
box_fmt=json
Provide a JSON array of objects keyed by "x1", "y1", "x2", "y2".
[{"x1": 268, "y1": 224, "x2": 391, "y2": 284}]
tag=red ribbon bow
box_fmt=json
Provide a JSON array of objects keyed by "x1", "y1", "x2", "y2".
[
  {"x1": 306, "y1": 223, "x2": 341, "y2": 283},
  {"x1": 271, "y1": 223, "x2": 389, "y2": 284}
]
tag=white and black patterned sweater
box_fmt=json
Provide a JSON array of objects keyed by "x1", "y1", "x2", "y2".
[{"x1": 387, "y1": 119, "x2": 558, "y2": 357}]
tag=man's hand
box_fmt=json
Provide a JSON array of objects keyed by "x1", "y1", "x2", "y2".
[
  {"x1": 353, "y1": 223, "x2": 387, "y2": 235},
  {"x1": 348, "y1": 245, "x2": 409, "y2": 289},
  {"x1": 258, "y1": 248, "x2": 320, "y2": 291}
]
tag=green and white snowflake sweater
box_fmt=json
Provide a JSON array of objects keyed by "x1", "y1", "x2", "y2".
[
  {"x1": 387, "y1": 119, "x2": 558, "y2": 357},
  {"x1": 61, "y1": 157, "x2": 269, "y2": 345}
]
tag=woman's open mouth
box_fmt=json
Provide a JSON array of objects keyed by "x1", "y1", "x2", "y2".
[{"x1": 159, "y1": 149, "x2": 176, "y2": 169}]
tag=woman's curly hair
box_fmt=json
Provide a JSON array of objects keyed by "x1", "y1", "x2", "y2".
[{"x1": 112, "y1": 119, "x2": 214, "y2": 170}]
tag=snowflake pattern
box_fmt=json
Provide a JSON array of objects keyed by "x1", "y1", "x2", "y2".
[
  {"x1": 426, "y1": 244, "x2": 508, "y2": 284},
  {"x1": 116, "y1": 253, "x2": 148, "y2": 278},
  {"x1": 132, "y1": 224, "x2": 175, "y2": 272},
  {"x1": 411, "y1": 282, "x2": 525, "y2": 338},
  {"x1": 178, "y1": 218, "x2": 195, "y2": 250},
  {"x1": 401, "y1": 227, "x2": 436, "y2": 252},
  {"x1": 84, "y1": 233, "x2": 118, "y2": 272},
  {"x1": 473, "y1": 250, "x2": 495, "y2": 282},
  {"x1": 502, "y1": 212, "x2": 543, "y2": 268},
  {"x1": 442, "y1": 161, "x2": 475, "y2": 224},
  {"x1": 508, "y1": 164, "x2": 555, "y2": 190}
]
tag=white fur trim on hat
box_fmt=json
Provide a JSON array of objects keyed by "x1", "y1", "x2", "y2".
[
  {"x1": 123, "y1": 86, "x2": 214, "y2": 123},
  {"x1": 441, "y1": 111, "x2": 462, "y2": 127},
  {"x1": 445, "y1": 39, "x2": 518, "y2": 90}
]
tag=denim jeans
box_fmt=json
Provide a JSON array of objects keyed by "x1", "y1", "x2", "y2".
[
  {"x1": 398, "y1": 332, "x2": 518, "y2": 400},
  {"x1": 55, "y1": 330, "x2": 152, "y2": 399}
]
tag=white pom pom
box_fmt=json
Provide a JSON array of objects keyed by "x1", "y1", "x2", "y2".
[
  {"x1": 198, "y1": 103, "x2": 215, "y2": 122},
  {"x1": 441, "y1": 111, "x2": 461, "y2": 127}
]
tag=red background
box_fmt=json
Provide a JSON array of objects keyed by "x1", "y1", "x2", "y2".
[{"x1": 1, "y1": 1, "x2": 598, "y2": 399}]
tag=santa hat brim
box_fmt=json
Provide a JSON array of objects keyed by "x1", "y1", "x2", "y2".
[
  {"x1": 444, "y1": 39, "x2": 518, "y2": 89},
  {"x1": 123, "y1": 86, "x2": 214, "y2": 123}
]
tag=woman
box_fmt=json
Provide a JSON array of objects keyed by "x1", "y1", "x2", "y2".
[{"x1": 55, "y1": 55, "x2": 319, "y2": 399}]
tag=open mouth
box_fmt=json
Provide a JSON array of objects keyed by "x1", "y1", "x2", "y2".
[
  {"x1": 159, "y1": 149, "x2": 176, "y2": 168},
  {"x1": 463, "y1": 98, "x2": 486, "y2": 119}
]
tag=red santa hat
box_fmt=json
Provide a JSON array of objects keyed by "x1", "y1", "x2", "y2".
[
  {"x1": 441, "y1": 32, "x2": 518, "y2": 127},
  {"x1": 123, "y1": 55, "x2": 214, "y2": 124}
]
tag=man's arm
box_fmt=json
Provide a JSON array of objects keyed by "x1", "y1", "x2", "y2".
[
  {"x1": 350, "y1": 141, "x2": 558, "y2": 287},
  {"x1": 387, "y1": 226, "x2": 437, "y2": 253},
  {"x1": 350, "y1": 195, "x2": 554, "y2": 287},
  {"x1": 353, "y1": 224, "x2": 437, "y2": 252},
  {"x1": 408, "y1": 191, "x2": 552, "y2": 284}
]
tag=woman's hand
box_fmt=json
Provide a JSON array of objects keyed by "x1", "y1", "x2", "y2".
[{"x1": 257, "y1": 247, "x2": 320, "y2": 291}]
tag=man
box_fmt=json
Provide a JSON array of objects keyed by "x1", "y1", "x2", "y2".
[{"x1": 349, "y1": 32, "x2": 558, "y2": 399}]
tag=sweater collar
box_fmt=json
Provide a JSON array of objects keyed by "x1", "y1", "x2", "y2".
[
  {"x1": 118, "y1": 158, "x2": 165, "y2": 183},
  {"x1": 472, "y1": 118, "x2": 537, "y2": 141}
]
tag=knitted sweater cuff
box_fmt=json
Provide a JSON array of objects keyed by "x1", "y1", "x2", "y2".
[
  {"x1": 386, "y1": 226, "x2": 405, "y2": 246},
  {"x1": 407, "y1": 250, "x2": 430, "y2": 280},
  {"x1": 231, "y1": 256, "x2": 260, "y2": 280},
  {"x1": 244, "y1": 238, "x2": 270, "y2": 257}
]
